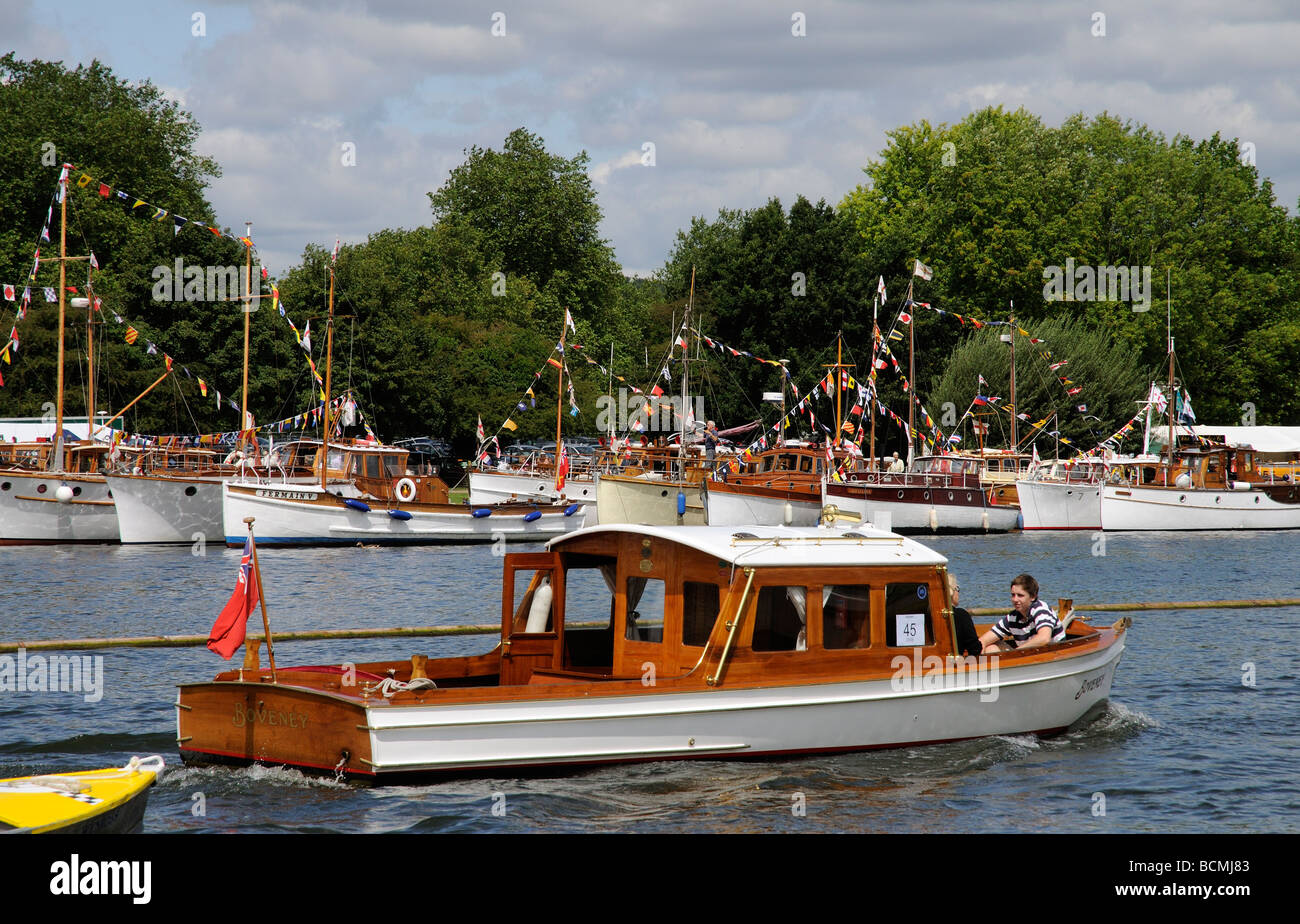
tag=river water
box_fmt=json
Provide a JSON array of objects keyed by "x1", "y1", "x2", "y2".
[{"x1": 1, "y1": 530, "x2": 1297, "y2": 834}]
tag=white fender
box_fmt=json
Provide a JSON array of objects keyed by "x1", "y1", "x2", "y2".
[{"x1": 525, "y1": 577, "x2": 552, "y2": 633}]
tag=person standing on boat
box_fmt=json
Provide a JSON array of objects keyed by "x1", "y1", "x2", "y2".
[
  {"x1": 980, "y1": 574, "x2": 1063, "y2": 653},
  {"x1": 705, "y1": 421, "x2": 719, "y2": 464},
  {"x1": 945, "y1": 574, "x2": 982, "y2": 657},
  {"x1": 888, "y1": 452, "x2": 905, "y2": 473}
]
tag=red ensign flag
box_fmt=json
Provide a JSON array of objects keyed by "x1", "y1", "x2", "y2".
[{"x1": 207, "y1": 536, "x2": 260, "y2": 659}]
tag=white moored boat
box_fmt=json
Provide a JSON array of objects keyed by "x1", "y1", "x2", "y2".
[
  {"x1": 108, "y1": 472, "x2": 223, "y2": 544},
  {"x1": 1099, "y1": 446, "x2": 1300, "y2": 530},
  {"x1": 1015, "y1": 459, "x2": 1111, "y2": 531},
  {"x1": 178, "y1": 521, "x2": 1131, "y2": 779},
  {"x1": 0, "y1": 445, "x2": 118, "y2": 544},
  {"x1": 222, "y1": 440, "x2": 587, "y2": 545}
]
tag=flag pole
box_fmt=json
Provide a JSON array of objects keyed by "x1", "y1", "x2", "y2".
[{"x1": 244, "y1": 516, "x2": 277, "y2": 683}]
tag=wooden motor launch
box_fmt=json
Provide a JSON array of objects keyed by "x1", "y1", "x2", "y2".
[{"x1": 177, "y1": 520, "x2": 1131, "y2": 780}]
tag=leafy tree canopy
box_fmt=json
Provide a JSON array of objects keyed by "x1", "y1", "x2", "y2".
[{"x1": 842, "y1": 106, "x2": 1300, "y2": 426}]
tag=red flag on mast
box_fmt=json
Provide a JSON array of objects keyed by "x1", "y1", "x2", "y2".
[{"x1": 207, "y1": 535, "x2": 260, "y2": 659}]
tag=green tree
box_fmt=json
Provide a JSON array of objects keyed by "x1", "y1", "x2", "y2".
[
  {"x1": 842, "y1": 107, "x2": 1300, "y2": 425},
  {"x1": 0, "y1": 54, "x2": 293, "y2": 436},
  {"x1": 428, "y1": 128, "x2": 626, "y2": 338},
  {"x1": 656, "y1": 196, "x2": 877, "y2": 440},
  {"x1": 927, "y1": 316, "x2": 1150, "y2": 454}
]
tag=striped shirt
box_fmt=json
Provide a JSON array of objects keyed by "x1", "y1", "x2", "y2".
[{"x1": 992, "y1": 599, "x2": 1063, "y2": 646}]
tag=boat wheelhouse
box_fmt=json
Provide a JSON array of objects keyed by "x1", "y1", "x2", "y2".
[
  {"x1": 824, "y1": 452, "x2": 1021, "y2": 533},
  {"x1": 177, "y1": 521, "x2": 1130, "y2": 779},
  {"x1": 703, "y1": 442, "x2": 857, "y2": 527}
]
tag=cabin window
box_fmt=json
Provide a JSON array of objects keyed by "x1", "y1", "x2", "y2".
[
  {"x1": 682, "y1": 582, "x2": 719, "y2": 647},
  {"x1": 384, "y1": 455, "x2": 404, "y2": 477},
  {"x1": 800, "y1": 456, "x2": 813, "y2": 473},
  {"x1": 626, "y1": 577, "x2": 665, "y2": 644},
  {"x1": 763, "y1": 455, "x2": 777, "y2": 472},
  {"x1": 822, "y1": 584, "x2": 871, "y2": 649},
  {"x1": 511, "y1": 569, "x2": 556, "y2": 634},
  {"x1": 885, "y1": 581, "x2": 934, "y2": 646},
  {"x1": 558, "y1": 560, "x2": 618, "y2": 668},
  {"x1": 327, "y1": 449, "x2": 346, "y2": 471},
  {"x1": 752, "y1": 586, "x2": 807, "y2": 652},
  {"x1": 363, "y1": 454, "x2": 381, "y2": 479}
]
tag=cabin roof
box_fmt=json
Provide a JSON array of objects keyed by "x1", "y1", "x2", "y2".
[{"x1": 549, "y1": 523, "x2": 947, "y2": 568}]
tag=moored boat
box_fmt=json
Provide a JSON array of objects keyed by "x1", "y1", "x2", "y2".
[
  {"x1": 1015, "y1": 458, "x2": 1111, "y2": 531},
  {"x1": 824, "y1": 457, "x2": 1021, "y2": 533},
  {"x1": 177, "y1": 521, "x2": 1130, "y2": 779},
  {"x1": 0, "y1": 444, "x2": 119, "y2": 544},
  {"x1": 222, "y1": 440, "x2": 587, "y2": 545},
  {"x1": 1099, "y1": 445, "x2": 1300, "y2": 530}
]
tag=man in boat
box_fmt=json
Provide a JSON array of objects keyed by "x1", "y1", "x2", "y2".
[
  {"x1": 945, "y1": 574, "x2": 982, "y2": 657},
  {"x1": 888, "y1": 452, "x2": 905, "y2": 473},
  {"x1": 705, "y1": 421, "x2": 719, "y2": 463},
  {"x1": 979, "y1": 574, "x2": 1064, "y2": 653}
]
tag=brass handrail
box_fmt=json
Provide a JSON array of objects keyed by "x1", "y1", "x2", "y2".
[{"x1": 707, "y1": 568, "x2": 755, "y2": 687}]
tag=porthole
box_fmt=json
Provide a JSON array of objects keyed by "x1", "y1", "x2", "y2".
[
  {"x1": 948, "y1": 491, "x2": 954, "y2": 501},
  {"x1": 660, "y1": 490, "x2": 668, "y2": 497},
  {"x1": 1215, "y1": 496, "x2": 1221, "y2": 504},
  {"x1": 1179, "y1": 495, "x2": 1186, "y2": 502},
  {"x1": 0, "y1": 482, "x2": 9, "y2": 491},
  {"x1": 966, "y1": 493, "x2": 972, "y2": 501},
  {"x1": 897, "y1": 490, "x2": 904, "y2": 498},
  {"x1": 72, "y1": 486, "x2": 82, "y2": 497},
  {"x1": 1255, "y1": 496, "x2": 1260, "y2": 504},
  {"x1": 923, "y1": 491, "x2": 930, "y2": 500},
  {"x1": 36, "y1": 483, "x2": 47, "y2": 494},
  {"x1": 185, "y1": 485, "x2": 198, "y2": 497}
]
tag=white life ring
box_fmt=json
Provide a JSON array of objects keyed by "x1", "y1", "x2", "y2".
[{"x1": 395, "y1": 478, "x2": 417, "y2": 503}]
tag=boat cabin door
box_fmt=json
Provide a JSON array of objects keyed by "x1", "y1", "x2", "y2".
[{"x1": 500, "y1": 552, "x2": 562, "y2": 684}]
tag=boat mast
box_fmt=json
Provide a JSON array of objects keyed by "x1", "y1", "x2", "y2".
[
  {"x1": 780, "y1": 359, "x2": 789, "y2": 447},
  {"x1": 51, "y1": 168, "x2": 68, "y2": 470},
  {"x1": 835, "y1": 331, "x2": 843, "y2": 448},
  {"x1": 1008, "y1": 305, "x2": 1017, "y2": 450},
  {"x1": 906, "y1": 277, "x2": 916, "y2": 462},
  {"x1": 84, "y1": 285, "x2": 94, "y2": 452},
  {"x1": 555, "y1": 311, "x2": 566, "y2": 480},
  {"x1": 239, "y1": 222, "x2": 252, "y2": 456},
  {"x1": 320, "y1": 246, "x2": 336, "y2": 492},
  {"x1": 1166, "y1": 269, "x2": 1174, "y2": 469},
  {"x1": 679, "y1": 266, "x2": 694, "y2": 481},
  {"x1": 869, "y1": 296, "x2": 878, "y2": 469}
]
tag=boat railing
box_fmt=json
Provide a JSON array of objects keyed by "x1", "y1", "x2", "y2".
[{"x1": 847, "y1": 471, "x2": 985, "y2": 489}]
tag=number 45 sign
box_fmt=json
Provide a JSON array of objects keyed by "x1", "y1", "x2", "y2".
[{"x1": 896, "y1": 612, "x2": 924, "y2": 643}]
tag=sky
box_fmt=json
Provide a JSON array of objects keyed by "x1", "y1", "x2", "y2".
[{"x1": 5, "y1": 0, "x2": 1298, "y2": 277}]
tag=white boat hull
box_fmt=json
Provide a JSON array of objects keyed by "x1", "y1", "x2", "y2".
[
  {"x1": 1015, "y1": 478, "x2": 1102, "y2": 530},
  {"x1": 361, "y1": 640, "x2": 1124, "y2": 774},
  {"x1": 222, "y1": 481, "x2": 587, "y2": 545},
  {"x1": 822, "y1": 482, "x2": 1021, "y2": 533},
  {"x1": 468, "y1": 470, "x2": 598, "y2": 508},
  {"x1": 1100, "y1": 482, "x2": 1300, "y2": 530},
  {"x1": 704, "y1": 484, "x2": 823, "y2": 527},
  {"x1": 0, "y1": 471, "x2": 118, "y2": 543},
  {"x1": 594, "y1": 474, "x2": 706, "y2": 525},
  {"x1": 106, "y1": 474, "x2": 224, "y2": 544}
]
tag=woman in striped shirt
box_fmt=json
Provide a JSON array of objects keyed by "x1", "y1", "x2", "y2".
[{"x1": 980, "y1": 574, "x2": 1064, "y2": 654}]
